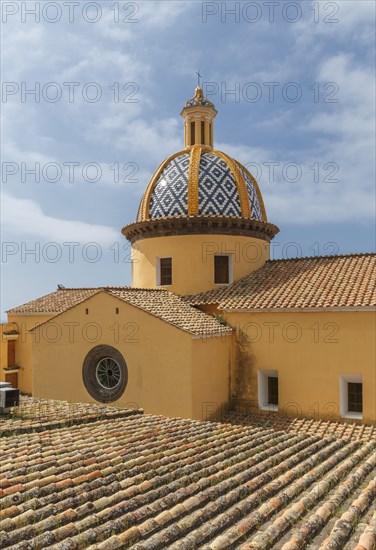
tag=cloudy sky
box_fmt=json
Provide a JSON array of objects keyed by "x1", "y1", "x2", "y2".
[{"x1": 1, "y1": 0, "x2": 375, "y2": 317}]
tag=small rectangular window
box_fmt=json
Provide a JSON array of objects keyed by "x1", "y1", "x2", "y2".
[
  {"x1": 190, "y1": 121, "x2": 195, "y2": 146},
  {"x1": 214, "y1": 255, "x2": 230, "y2": 284},
  {"x1": 85, "y1": 308, "x2": 89, "y2": 315},
  {"x1": 268, "y1": 377, "x2": 278, "y2": 406},
  {"x1": 115, "y1": 307, "x2": 119, "y2": 314},
  {"x1": 159, "y1": 257, "x2": 172, "y2": 286},
  {"x1": 7, "y1": 340, "x2": 16, "y2": 367},
  {"x1": 258, "y1": 369, "x2": 278, "y2": 411},
  {"x1": 209, "y1": 123, "x2": 212, "y2": 146},
  {"x1": 201, "y1": 121, "x2": 205, "y2": 144},
  {"x1": 348, "y1": 382, "x2": 362, "y2": 413}
]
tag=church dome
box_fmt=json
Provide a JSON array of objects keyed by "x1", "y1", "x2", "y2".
[
  {"x1": 122, "y1": 84, "x2": 279, "y2": 244},
  {"x1": 136, "y1": 146, "x2": 266, "y2": 222}
]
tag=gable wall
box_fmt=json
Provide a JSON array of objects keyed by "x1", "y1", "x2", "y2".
[{"x1": 31, "y1": 292, "x2": 194, "y2": 418}]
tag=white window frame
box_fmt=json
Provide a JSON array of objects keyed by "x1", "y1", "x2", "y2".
[
  {"x1": 258, "y1": 369, "x2": 278, "y2": 412},
  {"x1": 156, "y1": 256, "x2": 172, "y2": 287},
  {"x1": 214, "y1": 254, "x2": 233, "y2": 286},
  {"x1": 340, "y1": 374, "x2": 363, "y2": 420}
]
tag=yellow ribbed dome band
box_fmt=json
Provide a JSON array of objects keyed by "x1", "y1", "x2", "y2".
[
  {"x1": 187, "y1": 146, "x2": 201, "y2": 215},
  {"x1": 140, "y1": 158, "x2": 166, "y2": 220},
  {"x1": 136, "y1": 199, "x2": 142, "y2": 221},
  {"x1": 141, "y1": 150, "x2": 185, "y2": 220},
  {"x1": 206, "y1": 149, "x2": 251, "y2": 219},
  {"x1": 240, "y1": 163, "x2": 267, "y2": 221}
]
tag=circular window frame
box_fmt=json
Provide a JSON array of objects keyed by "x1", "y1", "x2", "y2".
[
  {"x1": 95, "y1": 357, "x2": 122, "y2": 390},
  {"x1": 83, "y1": 345, "x2": 128, "y2": 403}
]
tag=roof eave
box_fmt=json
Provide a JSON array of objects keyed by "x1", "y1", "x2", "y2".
[
  {"x1": 7, "y1": 311, "x2": 60, "y2": 316},
  {"x1": 191, "y1": 329, "x2": 234, "y2": 340},
  {"x1": 222, "y1": 306, "x2": 376, "y2": 313}
]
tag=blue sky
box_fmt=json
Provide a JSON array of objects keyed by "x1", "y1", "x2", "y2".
[{"x1": 1, "y1": 0, "x2": 375, "y2": 317}]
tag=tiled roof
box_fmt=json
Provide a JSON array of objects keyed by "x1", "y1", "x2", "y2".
[
  {"x1": 7, "y1": 288, "x2": 101, "y2": 314},
  {"x1": 107, "y1": 288, "x2": 233, "y2": 337},
  {"x1": 0, "y1": 396, "x2": 143, "y2": 437},
  {"x1": 224, "y1": 410, "x2": 376, "y2": 443},
  {"x1": 187, "y1": 253, "x2": 376, "y2": 310},
  {"x1": 1, "y1": 397, "x2": 375, "y2": 549},
  {"x1": 8, "y1": 287, "x2": 233, "y2": 337}
]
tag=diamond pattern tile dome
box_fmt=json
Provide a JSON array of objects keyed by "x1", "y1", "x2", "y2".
[
  {"x1": 198, "y1": 153, "x2": 241, "y2": 217},
  {"x1": 137, "y1": 147, "x2": 266, "y2": 222},
  {"x1": 149, "y1": 153, "x2": 190, "y2": 219}
]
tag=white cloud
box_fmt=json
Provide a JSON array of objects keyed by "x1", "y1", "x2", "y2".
[
  {"x1": 114, "y1": 117, "x2": 182, "y2": 164},
  {"x1": 214, "y1": 141, "x2": 374, "y2": 225},
  {"x1": 1, "y1": 26, "x2": 46, "y2": 81},
  {"x1": 137, "y1": 2, "x2": 193, "y2": 27},
  {"x1": 215, "y1": 142, "x2": 273, "y2": 164},
  {"x1": 308, "y1": 54, "x2": 375, "y2": 138},
  {"x1": 1, "y1": 193, "x2": 118, "y2": 244},
  {"x1": 1, "y1": 0, "x2": 374, "y2": 233},
  {"x1": 293, "y1": 0, "x2": 375, "y2": 48},
  {"x1": 215, "y1": 51, "x2": 375, "y2": 226}
]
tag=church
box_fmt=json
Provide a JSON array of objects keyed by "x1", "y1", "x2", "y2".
[{"x1": 2, "y1": 86, "x2": 375, "y2": 423}]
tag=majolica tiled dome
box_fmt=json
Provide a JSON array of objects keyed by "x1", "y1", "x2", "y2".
[
  {"x1": 136, "y1": 146, "x2": 266, "y2": 222},
  {"x1": 123, "y1": 86, "x2": 279, "y2": 243}
]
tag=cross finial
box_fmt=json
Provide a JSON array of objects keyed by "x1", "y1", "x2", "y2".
[{"x1": 196, "y1": 69, "x2": 202, "y2": 87}]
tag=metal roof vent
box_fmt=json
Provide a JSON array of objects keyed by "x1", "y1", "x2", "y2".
[{"x1": 0, "y1": 382, "x2": 20, "y2": 414}]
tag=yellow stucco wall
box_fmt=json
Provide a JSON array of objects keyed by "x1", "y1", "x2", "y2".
[
  {"x1": 220, "y1": 310, "x2": 376, "y2": 424},
  {"x1": 132, "y1": 234, "x2": 269, "y2": 295},
  {"x1": 0, "y1": 324, "x2": 10, "y2": 378},
  {"x1": 6, "y1": 292, "x2": 374, "y2": 426},
  {"x1": 2, "y1": 315, "x2": 52, "y2": 393},
  {"x1": 31, "y1": 292, "x2": 233, "y2": 420},
  {"x1": 192, "y1": 334, "x2": 234, "y2": 421}
]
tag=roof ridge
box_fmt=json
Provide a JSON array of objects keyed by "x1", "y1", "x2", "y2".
[
  {"x1": 267, "y1": 252, "x2": 375, "y2": 263},
  {"x1": 22, "y1": 287, "x2": 232, "y2": 337},
  {"x1": 58, "y1": 286, "x2": 169, "y2": 292}
]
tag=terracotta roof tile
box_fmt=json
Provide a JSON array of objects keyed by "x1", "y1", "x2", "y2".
[
  {"x1": 353, "y1": 511, "x2": 376, "y2": 550},
  {"x1": 7, "y1": 288, "x2": 101, "y2": 314},
  {"x1": 8, "y1": 287, "x2": 233, "y2": 337},
  {"x1": 106, "y1": 288, "x2": 233, "y2": 336},
  {"x1": 0, "y1": 396, "x2": 143, "y2": 437},
  {"x1": 186, "y1": 253, "x2": 376, "y2": 310},
  {"x1": 224, "y1": 411, "x2": 376, "y2": 443},
  {"x1": 1, "y1": 397, "x2": 375, "y2": 549}
]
